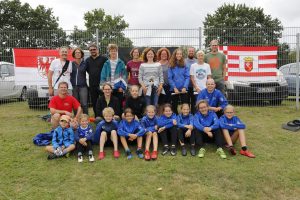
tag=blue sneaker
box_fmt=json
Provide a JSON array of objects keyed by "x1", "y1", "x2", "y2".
[
  {"x1": 136, "y1": 149, "x2": 144, "y2": 159},
  {"x1": 126, "y1": 150, "x2": 133, "y2": 160}
]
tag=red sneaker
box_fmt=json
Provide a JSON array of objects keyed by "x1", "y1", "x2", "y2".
[
  {"x1": 240, "y1": 150, "x2": 255, "y2": 158},
  {"x1": 113, "y1": 150, "x2": 120, "y2": 158},
  {"x1": 144, "y1": 150, "x2": 151, "y2": 161},
  {"x1": 151, "y1": 151, "x2": 158, "y2": 160},
  {"x1": 98, "y1": 151, "x2": 105, "y2": 160}
]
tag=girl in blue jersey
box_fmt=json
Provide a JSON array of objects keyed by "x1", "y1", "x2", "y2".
[
  {"x1": 193, "y1": 100, "x2": 226, "y2": 159},
  {"x1": 177, "y1": 104, "x2": 195, "y2": 156},
  {"x1": 157, "y1": 104, "x2": 177, "y2": 156},
  {"x1": 220, "y1": 105, "x2": 255, "y2": 158},
  {"x1": 118, "y1": 108, "x2": 145, "y2": 159},
  {"x1": 141, "y1": 105, "x2": 159, "y2": 161}
]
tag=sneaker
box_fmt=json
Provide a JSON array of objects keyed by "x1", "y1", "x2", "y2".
[
  {"x1": 78, "y1": 155, "x2": 83, "y2": 163},
  {"x1": 47, "y1": 153, "x2": 58, "y2": 160},
  {"x1": 89, "y1": 155, "x2": 95, "y2": 162},
  {"x1": 113, "y1": 150, "x2": 120, "y2": 159},
  {"x1": 240, "y1": 150, "x2": 256, "y2": 158},
  {"x1": 170, "y1": 147, "x2": 177, "y2": 156},
  {"x1": 216, "y1": 148, "x2": 227, "y2": 159},
  {"x1": 151, "y1": 151, "x2": 158, "y2": 160},
  {"x1": 161, "y1": 146, "x2": 169, "y2": 156},
  {"x1": 198, "y1": 148, "x2": 206, "y2": 158},
  {"x1": 144, "y1": 150, "x2": 151, "y2": 161},
  {"x1": 98, "y1": 151, "x2": 105, "y2": 160},
  {"x1": 126, "y1": 150, "x2": 133, "y2": 160},
  {"x1": 228, "y1": 146, "x2": 237, "y2": 155},
  {"x1": 181, "y1": 146, "x2": 187, "y2": 156},
  {"x1": 136, "y1": 149, "x2": 144, "y2": 159},
  {"x1": 190, "y1": 146, "x2": 196, "y2": 156}
]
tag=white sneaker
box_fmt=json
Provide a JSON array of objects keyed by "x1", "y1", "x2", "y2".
[
  {"x1": 89, "y1": 155, "x2": 95, "y2": 162},
  {"x1": 78, "y1": 155, "x2": 83, "y2": 163}
]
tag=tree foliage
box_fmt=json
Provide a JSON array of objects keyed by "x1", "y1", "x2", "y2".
[
  {"x1": 69, "y1": 8, "x2": 132, "y2": 51},
  {"x1": 202, "y1": 3, "x2": 291, "y2": 66},
  {"x1": 0, "y1": 0, "x2": 67, "y2": 62}
]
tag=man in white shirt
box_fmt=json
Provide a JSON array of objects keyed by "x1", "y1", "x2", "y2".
[{"x1": 48, "y1": 46, "x2": 73, "y2": 96}]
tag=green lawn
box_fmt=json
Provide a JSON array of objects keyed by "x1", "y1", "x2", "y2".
[{"x1": 0, "y1": 101, "x2": 300, "y2": 200}]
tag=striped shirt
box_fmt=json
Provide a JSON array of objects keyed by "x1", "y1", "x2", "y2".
[{"x1": 138, "y1": 62, "x2": 163, "y2": 87}]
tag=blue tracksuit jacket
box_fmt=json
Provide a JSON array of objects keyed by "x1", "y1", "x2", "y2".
[
  {"x1": 168, "y1": 65, "x2": 190, "y2": 91},
  {"x1": 177, "y1": 114, "x2": 194, "y2": 129},
  {"x1": 94, "y1": 120, "x2": 119, "y2": 143},
  {"x1": 52, "y1": 126, "x2": 74, "y2": 149},
  {"x1": 157, "y1": 113, "x2": 177, "y2": 129},
  {"x1": 117, "y1": 120, "x2": 145, "y2": 137},
  {"x1": 196, "y1": 88, "x2": 228, "y2": 109},
  {"x1": 193, "y1": 111, "x2": 219, "y2": 132},
  {"x1": 140, "y1": 115, "x2": 158, "y2": 133},
  {"x1": 219, "y1": 115, "x2": 246, "y2": 131}
]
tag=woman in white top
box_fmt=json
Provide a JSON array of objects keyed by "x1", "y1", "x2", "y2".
[
  {"x1": 138, "y1": 48, "x2": 164, "y2": 106},
  {"x1": 190, "y1": 50, "x2": 211, "y2": 94}
]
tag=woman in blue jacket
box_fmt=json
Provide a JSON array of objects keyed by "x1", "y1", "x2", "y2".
[
  {"x1": 157, "y1": 104, "x2": 178, "y2": 156},
  {"x1": 220, "y1": 105, "x2": 255, "y2": 158},
  {"x1": 193, "y1": 100, "x2": 226, "y2": 159},
  {"x1": 118, "y1": 108, "x2": 145, "y2": 159},
  {"x1": 100, "y1": 44, "x2": 127, "y2": 106},
  {"x1": 168, "y1": 48, "x2": 190, "y2": 114}
]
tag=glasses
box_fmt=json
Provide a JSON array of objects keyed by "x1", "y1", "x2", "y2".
[
  {"x1": 89, "y1": 48, "x2": 97, "y2": 51},
  {"x1": 103, "y1": 88, "x2": 112, "y2": 91}
]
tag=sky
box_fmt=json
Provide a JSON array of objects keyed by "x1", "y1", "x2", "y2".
[{"x1": 20, "y1": 0, "x2": 300, "y2": 30}]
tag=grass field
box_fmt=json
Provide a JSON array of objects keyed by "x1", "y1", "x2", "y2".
[{"x1": 0, "y1": 101, "x2": 300, "y2": 200}]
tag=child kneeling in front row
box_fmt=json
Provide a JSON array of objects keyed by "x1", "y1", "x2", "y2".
[
  {"x1": 45, "y1": 115, "x2": 75, "y2": 160},
  {"x1": 141, "y1": 105, "x2": 159, "y2": 161},
  {"x1": 220, "y1": 105, "x2": 255, "y2": 158},
  {"x1": 118, "y1": 108, "x2": 145, "y2": 159},
  {"x1": 95, "y1": 107, "x2": 120, "y2": 160},
  {"x1": 75, "y1": 114, "x2": 95, "y2": 163}
]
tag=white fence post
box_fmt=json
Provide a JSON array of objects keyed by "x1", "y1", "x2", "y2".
[
  {"x1": 96, "y1": 28, "x2": 99, "y2": 50},
  {"x1": 296, "y1": 33, "x2": 300, "y2": 110}
]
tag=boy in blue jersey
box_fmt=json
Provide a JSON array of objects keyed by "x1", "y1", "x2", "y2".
[
  {"x1": 95, "y1": 107, "x2": 120, "y2": 160},
  {"x1": 75, "y1": 114, "x2": 94, "y2": 163},
  {"x1": 220, "y1": 105, "x2": 255, "y2": 158}
]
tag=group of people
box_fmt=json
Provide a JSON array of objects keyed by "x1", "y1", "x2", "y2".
[{"x1": 45, "y1": 40, "x2": 255, "y2": 162}]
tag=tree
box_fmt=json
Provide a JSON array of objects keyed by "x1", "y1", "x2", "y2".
[
  {"x1": 69, "y1": 8, "x2": 132, "y2": 51},
  {"x1": 203, "y1": 4, "x2": 290, "y2": 67},
  {"x1": 0, "y1": 0, "x2": 67, "y2": 62}
]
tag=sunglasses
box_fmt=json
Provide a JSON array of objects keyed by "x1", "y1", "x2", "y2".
[{"x1": 89, "y1": 49, "x2": 97, "y2": 51}]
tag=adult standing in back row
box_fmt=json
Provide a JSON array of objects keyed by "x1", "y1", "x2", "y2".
[
  {"x1": 204, "y1": 40, "x2": 226, "y2": 93},
  {"x1": 85, "y1": 43, "x2": 108, "y2": 116},
  {"x1": 48, "y1": 46, "x2": 73, "y2": 96}
]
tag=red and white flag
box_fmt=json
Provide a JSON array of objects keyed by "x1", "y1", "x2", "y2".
[
  {"x1": 219, "y1": 46, "x2": 278, "y2": 81},
  {"x1": 13, "y1": 48, "x2": 73, "y2": 85}
]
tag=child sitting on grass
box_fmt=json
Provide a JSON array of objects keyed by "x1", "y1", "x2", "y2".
[
  {"x1": 45, "y1": 115, "x2": 75, "y2": 160},
  {"x1": 141, "y1": 105, "x2": 158, "y2": 161},
  {"x1": 220, "y1": 105, "x2": 255, "y2": 158},
  {"x1": 177, "y1": 103, "x2": 195, "y2": 156},
  {"x1": 157, "y1": 103, "x2": 178, "y2": 156},
  {"x1": 95, "y1": 107, "x2": 120, "y2": 160},
  {"x1": 118, "y1": 108, "x2": 145, "y2": 159},
  {"x1": 75, "y1": 114, "x2": 94, "y2": 163}
]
